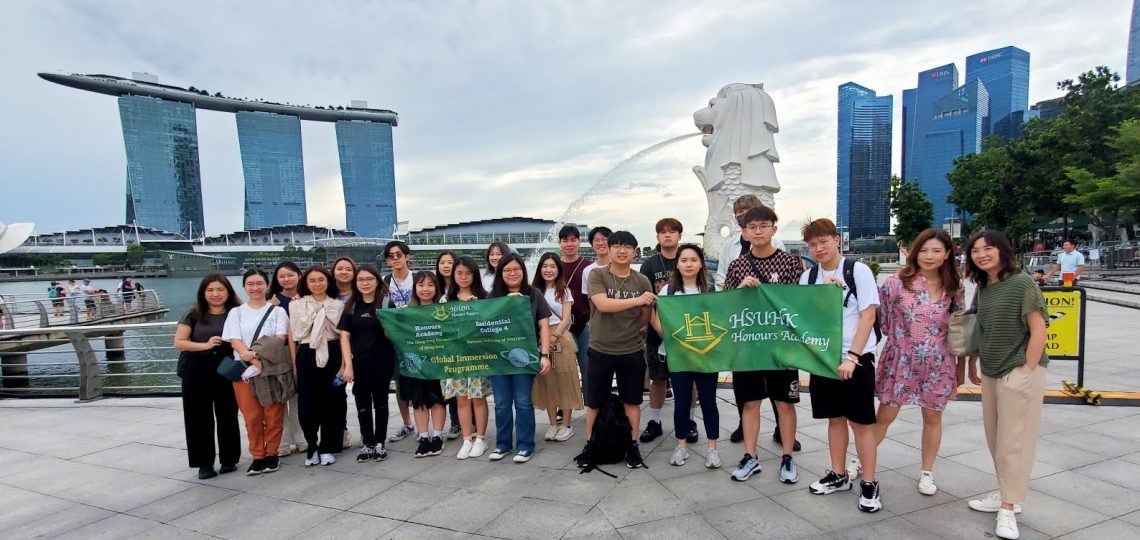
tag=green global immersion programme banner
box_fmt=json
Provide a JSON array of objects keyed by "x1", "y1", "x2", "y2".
[
  {"x1": 656, "y1": 285, "x2": 843, "y2": 378},
  {"x1": 378, "y1": 296, "x2": 540, "y2": 380}
]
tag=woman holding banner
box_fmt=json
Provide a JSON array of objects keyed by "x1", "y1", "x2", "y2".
[
  {"x1": 338, "y1": 264, "x2": 395, "y2": 463},
  {"x1": 444, "y1": 256, "x2": 493, "y2": 459},
  {"x1": 488, "y1": 254, "x2": 552, "y2": 463},
  {"x1": 289, "y1": 266, "x2": 348, "y2": 467},
  {"x1": 872, "y1": 228, "x2": 964, "y2": 497},
  {"x1": 650, "y1": 244, "x2": 722, "y2": 469},
  {"x1": 531, "y1": 253, "x2": 582, "y2": 442}
]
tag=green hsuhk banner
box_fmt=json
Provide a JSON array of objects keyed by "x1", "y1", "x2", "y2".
[
  {"x1": 656, "y1": 285, "x2": 843, "y2": 378},
  {"x1": 378, "y1": 296, "x2": 540, "y2": 380}
]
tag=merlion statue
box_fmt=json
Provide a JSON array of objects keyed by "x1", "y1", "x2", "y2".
[{"x1": 692, "y1": 83, "x2": 780, "y2": 261}]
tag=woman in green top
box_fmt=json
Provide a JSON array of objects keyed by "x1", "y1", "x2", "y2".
[{"x1": 963, "y1": 230, "x2": 1048, "y2": 540}]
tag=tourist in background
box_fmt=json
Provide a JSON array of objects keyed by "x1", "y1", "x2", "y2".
[
  {"x1": 488, "y1": 254, "x2": 551, "y2": 463},
  {"x1": 174, "y1": 273, "x2": 241, "y2": 479},
  {"x1": 964, "y1": 230, "x2": 1049, "y2": 540},
  {"x1": 134, "y1": 282, "x2": 147, "y2": 309},
  {"x1": 331, "y1": 257, "x2": 357, "y2": 449},
  {"x1": 482, "y1": 241, "x2": 510, "y2": 292},
  {"x1": 557, "y1": 226, "x2": 594, "y2": 406},
  {"x1": 651, "y1": 244, "x2": 722, "y2": 468},
  {"x1": 119, "y1": 276, "x2": 135, "y2": 312},
  {"x1": 48, "y1": 281, "x2": 64, "y2": 317},
  {"x1": 82, "y1": 279, "x2": 98, "y2": 320},
  {"x1": 638, "y1": 218, "x2": 683, "y2": 445},
  {"x1": 289, "y1": 266, "x2": 348, "y2": 466},
  {"x1": 338, "y1": 264, "x2": 395, "y2": 463},
  {"x1": 406, "y1": 271, "x2": 449, "y2": 458},
  {"x1": 66, "y1": 279, "x2": 82, "y2": 314},
  {"x1": 222, "y1": 269, "x2": 290, "y2": 475},
  {"x1": 382, "y1": 241, "x2": 416, "y2": 442},
  {"x1": 268, "y1": 261, "x2": 306, "y2": 457},
  {"x1": 444, "y1": 256, "x2": 492, "y2": 459},
  {"x1": 872, "y1": 228, "x2": 965, "y2": 496},
  {"x1": 435, "y1": 250, "x2": 462, "y2": 439},
  {"x1": 532, "y1": 252, "x2": 582, "y2": 442}
]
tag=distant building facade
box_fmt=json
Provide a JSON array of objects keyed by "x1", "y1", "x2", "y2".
[
  {"x1": 236, "y1": 111, "x2": 307, "y2": 229},
  {"x1": 335, "y1": 120, "x2": 397, "y2": 237},
  {"x1": 118, "y1": 95, "x2": 205, "y2": 238},
  {"x1": 837, "y1": 82, "x2": 893, "y2": 238},
  {"x1": 965, "y1": 46, "x2": 1030, "y2": 140},
  {"x1": 1130, "y1": 0, "x2": 1140, "y2": 85}
]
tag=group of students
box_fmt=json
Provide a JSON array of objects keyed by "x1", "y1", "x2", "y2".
[{"x1": 175, "y1": 195, "x2": 1048, "y2": 540}]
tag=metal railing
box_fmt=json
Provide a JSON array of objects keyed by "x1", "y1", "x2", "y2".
[
  {"x1": 0, "y1": 321, "x2": 179, "y2": 400},
  {"x1": 0, "y1": 290, "x2": 164, "y2": 330}
]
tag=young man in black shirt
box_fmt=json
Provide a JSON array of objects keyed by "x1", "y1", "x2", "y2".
[{"x1": 638, "y1": 218, "x2": 685, "y2": 443}]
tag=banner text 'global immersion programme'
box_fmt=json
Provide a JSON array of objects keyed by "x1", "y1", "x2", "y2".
[
  {"x1": 656, "y1": 285, "x2": 843, "y2": 378},
  {"x1": 378, "y1": 296, "x2": 540, "y2": 380}
]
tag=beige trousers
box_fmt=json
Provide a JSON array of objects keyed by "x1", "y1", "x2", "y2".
[{"x1": 981, "y1": 363, "x2": 1046, "y2": 504}]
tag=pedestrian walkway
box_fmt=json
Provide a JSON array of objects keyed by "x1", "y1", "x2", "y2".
[{"x1": 1, "y1": 391, "x2": 1138, "y2": 539}]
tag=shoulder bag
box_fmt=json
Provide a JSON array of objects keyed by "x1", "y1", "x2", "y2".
[{"x1": 947, "y1": 289, "x2": 980, "y2": 357}]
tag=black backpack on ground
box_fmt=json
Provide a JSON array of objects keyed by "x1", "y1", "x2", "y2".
[
  {"x1": 575, "y1": 392, "x2": 635, "y2": 477},
  {"x1": 808, "y1": 258, "x2": 882, "y2": 341}
]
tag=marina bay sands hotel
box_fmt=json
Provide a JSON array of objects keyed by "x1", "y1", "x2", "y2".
[{"x1": 39, "y1": 72, "x2": 398, "y2": 238}]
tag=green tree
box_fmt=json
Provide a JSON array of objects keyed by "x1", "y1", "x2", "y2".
[
  {"x1": 1065, "y1": 119, "x2": 1140, "y2": 245},
  {"x1": 887, "y1": 176, "x2": 934, "y2": 247}
]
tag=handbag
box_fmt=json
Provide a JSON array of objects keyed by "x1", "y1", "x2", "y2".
[
  {"x1": 947, "y1": 290, "x2": 980, "y2": 356},
  {"x1": 217, "y1": 306, "x2": 274, "y2": 382}
]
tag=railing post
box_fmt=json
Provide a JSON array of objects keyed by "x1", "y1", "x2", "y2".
[
  {"x1": 66, "y1": 331, "x2": 103, "y2": 402},
  {"x1": 35, "y1": 300, "x2": 48, "y2": 327}
]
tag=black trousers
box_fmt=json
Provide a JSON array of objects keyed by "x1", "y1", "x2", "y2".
[
  {"x1": 353, "y1": 354, "x2": 395, "y2": 447},
  {"x1": 296, "y1": 342, "x2": 346, "y2": 454},
  {"x1": 181, "y1": 367, "x2": 240, "y2": 468}
]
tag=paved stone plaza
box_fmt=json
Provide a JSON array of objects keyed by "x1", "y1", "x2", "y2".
[{"x1": 0, "y1": 299, "x2": 1138, "y2": 539}]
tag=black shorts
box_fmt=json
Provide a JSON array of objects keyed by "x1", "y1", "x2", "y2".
[
  {"x1": 645, "y1": 349, "x2": 669, "y2": 381},
  {"x1": 732, "y1": 369, "x2": 801, "y2": 404},
  {"x1": 586, "y1": 348, "x2": 645, "y2": 408},
  {"x1": 809, "y1": 353, "x2": 876, "y2": 425},
  {"x1": 398, "y1": 376, "x2": 445, "y2": 409}
]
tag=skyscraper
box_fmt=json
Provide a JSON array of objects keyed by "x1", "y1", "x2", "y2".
[
  {"x1": 1129, "y1": 0, "x2": 1140, "y2": 85},
  {"x1": 118, "y1": 95, "x2": 205, "y2": 237},
  {"x1": 837, "y1": 83, "x2": 893, "y2": 238},
  {"x1": 236, "y1": 111, "x2": 307, "y2": 229},
  {"x1": 336, "y1": 120, "x2": 397, "y2": 237},
  {"x1": 902, "y1": 64, "x2": 958, "y2": 185},
  {"x1": 914, "y1": 80, "x2": 989, "y2": 225},
  {"x1": 966, "y1": 46, "x2": 1030, "y2": 140}
]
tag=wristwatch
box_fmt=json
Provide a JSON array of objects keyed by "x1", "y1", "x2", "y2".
[{"x1": 540, "y1": 352, "x2": 551, "y2": 359}]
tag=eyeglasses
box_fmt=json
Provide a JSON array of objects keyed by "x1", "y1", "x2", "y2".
[
  {"x1": 386, "y1": 252, "x2": 405, "y2": 260},
  {"x1": 356, "y1": 276, "x2": 377, "y2": 283},
  {"x1": 746, "y1": 223, "x2": 775, "y2": 231},
  {"x1": 502, "y1": 267, "x2": 523, "y2": 275}
]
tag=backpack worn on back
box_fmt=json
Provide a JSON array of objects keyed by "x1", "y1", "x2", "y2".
[
  {"x1": 575, "y1": 393, "x2": 633, "y2": 476},
  {"x1": 808, "y1": 258, "x2": 882, "y2": 341}
]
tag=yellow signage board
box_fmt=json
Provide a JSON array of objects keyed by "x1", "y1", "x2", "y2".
[{"x1": 1043, "y1": 289, "x2": 1082, "y2": 358}]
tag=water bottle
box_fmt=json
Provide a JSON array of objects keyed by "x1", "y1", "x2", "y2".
[{"x1": 332, "y1": 373, "x2": 346, "y2": 387}]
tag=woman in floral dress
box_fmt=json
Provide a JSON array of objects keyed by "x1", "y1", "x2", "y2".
[{"x1": 873, "y1": 228, "x2": 964, "y2": 497}]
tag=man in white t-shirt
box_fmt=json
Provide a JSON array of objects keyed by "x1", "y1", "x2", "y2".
[
  {"x1": 798, "y1": 218, "x2": 882, "y2": 514},
  {"x1": 383, "y1": 240, "x2": 416, "y2": 442},
  {"x1": 1044, "y1": 239, "x2": 1086, "y2": 283}
]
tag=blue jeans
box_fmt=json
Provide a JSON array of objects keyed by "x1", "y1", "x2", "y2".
[
  {"x1": 490, "y1": 374, "x2": 536, "y2": 453},
  {"x1": 573, "y1": 325, "x2": 591, "y2": 402}
]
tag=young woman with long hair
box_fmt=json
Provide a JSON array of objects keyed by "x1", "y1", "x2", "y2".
[
  {"x1": 443, "y1": 256, "x2": 493, "y2": 459},
  {"x1": 434, "y1": 251, "x2": 462, "y2": 439},
  {"x1": 267, "y1": 261, "x2": 306, "y2": 457},
  {"x1": 482, "y1": 242, "x2": 510, "y2": 292},
  {"x1": 174, "y1": 273, "x2": 241, "y2": 479},
  {"x1": 221, "y1": 269, "x2": 290, "y2": 475},
  {"x1": 289, "y1": 266, "x2": 348, "y2": 466},
  {"x1": 405, "y1": 271, "x2": 449, "y2": 458},
  {"x1": 337, "y1": 264, "x2": 396, "y2": 463},
  {"x1": 530, "y1": 252, "x2": 583, "y2": 442},
  {"x1": 650, "y1": 244, "x2": 722, "y2": 468},
  {"x1": 488, "y1": 254, "x2": 552, "y2": 463},
  {"x1": 963, "y1": 230, "x2": 1049, "y2": 540},
  {"x1": 330, "y1": 257, "x2": 357, "y2": 449},
  {"x1": 872, "y1": 228, "x2": 965, "y2": 496}
]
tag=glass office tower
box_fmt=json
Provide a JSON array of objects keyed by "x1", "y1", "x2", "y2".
[
  {"x1": 966, "y1": 46, "x2": 1030, "y2": 140},
  {"x1": 914, "y1": 80, "x2": 989, "y2": 225},
  {"x1": 837, "y1": 83, "x2": 893, "y2": 238},
  {"x1": 335, "y1": 120, "x2": 397, "y2": 237},
  {"x1": 236, "y1": 111, "x2": 307, "y2": 229},
  {"x1": 118, "y1": 95, "x2": 205, "y2": 237}
]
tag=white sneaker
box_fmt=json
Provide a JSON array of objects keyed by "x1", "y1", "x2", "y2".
[
  {"x1": 968, "y1": 494, "x2": 1022, "y2": 513},
  {"x1": 995, "y1": 509, "x2": 1020, "y2": 539},
  {"x1": 544, "y1": 425, "x2": 558, "y2": 441},
  {"x1": 319, "y1": 453, "x2": 335, "y2": 466},
  {"x1": 304, "y1": 453, "x2": 319, "y2": 467},
  {"x1": 846, "y1": 457, "x2": 862, "y2": 479},
  {"x1": 705, "y1": 447, "x2": 721, "y2": 469},
  {"x1": 554, "y1": 426, "x2": 574, "y2": 441},
  {"x1": 918, "y1": 471, "x2": 937, "y2": 495},
  {"x1": 670, "y1": 446, "x2": 689, "y2": 466},
  {"x1": 469, "y1": 437, "x2": 487, "y2": 458},
  {"x1": 277, "y1": 443, "x2": 296, "y2": 457},
  {"x1": 457, "y1": 438, "x2": 474, "y2": 460}
]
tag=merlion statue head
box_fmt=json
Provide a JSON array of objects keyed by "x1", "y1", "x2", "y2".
[{"x1": 693, "y1": 83, "x2": 780, "y2": 179}]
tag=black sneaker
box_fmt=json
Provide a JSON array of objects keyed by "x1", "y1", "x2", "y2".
[
  {"x1": 197, "y1": 467, "x2": 217, "y2": 480},
  {"x1": 218, "y1": 463, "x2": 237, "y2": 474},
  {"x1": 446, "y1": 425, "x2": 461, "y2": 440},
  {"x1": 685, "y1": 420, "x2": 699, "y2": 444},
  {"x1": 626, "y1": 441, "x2": 646, "y2": 469},
  {"x1": 374, "y1": 443, "x2": 388, "y2": 461},
  {"x1": 772, "y1": 430, "x2": 803, "y2": 452},
  {"x1": 809, "y1": 470, "x2": 853, "y2": 495},
  {"x1": 262, "y1": 456, "x2": 279, "y2": 473},
  {"x1": 246, "y1": 459, "x2": 266, "y2": 476},
  {"x1": 575, "y1": 442, "x2": 592, "y2": 468},
  {"x1": 414, "y1": 437, "x2": 431, "y2": 458},
  {"x1": 859, "y1": 480, "x2": 882, "y2": 513},
  {"x1": 730, "y1": 423, "x2": 744, "y2": 443},
  {"x1": 639, "y1": 420, "x2": 663, "y2": 443},
  {"x1": 357, "y1": 446, "x2": 374, "y2": 463},
  {"x1": 428, "y1": 436, "x2": 444, "y2": 456}
]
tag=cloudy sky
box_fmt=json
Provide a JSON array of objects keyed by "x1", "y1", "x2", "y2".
[{"x1": 0, "y1": 0, "x2": 1132, "y2": 243}]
